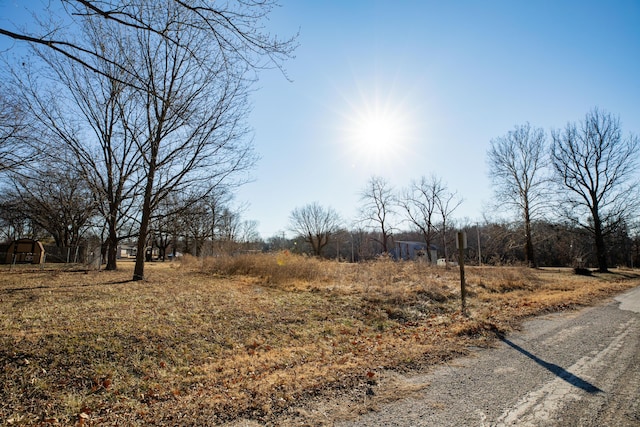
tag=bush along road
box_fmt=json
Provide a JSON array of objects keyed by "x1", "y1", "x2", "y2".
[{"x1": 336, "y1": 286, "x2": 640, "y2": 427}]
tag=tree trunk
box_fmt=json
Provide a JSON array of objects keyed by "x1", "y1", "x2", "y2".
[
  {"x1": 593, "y1": 211, "x2": 609, "y2": 272},
  {"x1": 100, "y1": 242, "x2": 108, "y2": 267},
  {"x1": 133, "y1": 178, "x2": 154, "y2": 280},
  {"x1": 106, "y1": 242, "x2": 118, "y2": 270},
  {"x1": 381, "y1": 231, "x2": 390, "y2": 253},
  {"x1": 133, "y1": 142, "x2": 158, "y2": 281},
  {"x1": 423, "y1": 234, "x2": 433, "y2": 263},
  {"x1": 524, "y1": 203, "x2": 535, "y2": 267},
  {"x1": 105, "y1": 220, "x2": 118, "y2": 270},
  {"x1": 442, "y1": 220, "x2": 448, "y2": 262}
]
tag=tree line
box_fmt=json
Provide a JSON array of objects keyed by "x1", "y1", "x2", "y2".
[
  {"x1": 287, "y1": 108, "x2": 639, "y2": 271},
  {"x1": 279, "y1": 217, "x2": 638, "y2": 269},
  {"x1": 488, "y1": 110, "x2": 638, "y2": 272},
  {"x1": 0, "y1": 0, "x2": 296, "y2": 279}
]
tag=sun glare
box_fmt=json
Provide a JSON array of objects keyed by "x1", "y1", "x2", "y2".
[
  {"x1": 339, "y1": 83, "x2": 416, "y2": 170},
  {"x1": 352, "y1": 112, "x2": 399, "y2": 154}
]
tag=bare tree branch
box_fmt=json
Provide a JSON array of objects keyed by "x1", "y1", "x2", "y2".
[
  {"x1": 1, "y1": 1, "x2": 297, "y2": 89},
  {"x1": 289, "y1": 202, "x2": 341, "y2": 257},
  {"x1": 487, "y1": 123, "x2": 548, "y2": 266},
  {"x1": 359, "y1": 176, "x2": 396, "y2": 254},
  {"x1": 551, "y1": 108, "x2": 639, "y2": 272}
]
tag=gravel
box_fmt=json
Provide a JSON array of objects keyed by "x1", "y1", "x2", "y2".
[{"x1": 335, "y1": 286, "x2": 640, "y2": 427}]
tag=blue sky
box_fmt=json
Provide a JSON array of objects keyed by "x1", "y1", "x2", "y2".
[
  {"x1": 242, "y1": 0, "x2": 640, "y2": 238},
  {"x1": 2, "y1": 1, "x2": 639, "y2": 239}
]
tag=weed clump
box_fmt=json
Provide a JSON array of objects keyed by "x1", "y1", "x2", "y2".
[
  {"x1": 184, "y1": 252, "x2": 328, "y2": 285},
  {"x1": 469, "y1": 267, "x2": 540, "y2": 293}
]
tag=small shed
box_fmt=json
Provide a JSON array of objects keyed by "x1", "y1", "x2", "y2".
[{"x1": 5, "y1": 239, "x2": 46, "y2": 264}]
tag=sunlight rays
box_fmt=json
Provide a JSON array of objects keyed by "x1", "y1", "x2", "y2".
[{"x1": 337, "y1": 75, "x2": 418, "y2": 173}]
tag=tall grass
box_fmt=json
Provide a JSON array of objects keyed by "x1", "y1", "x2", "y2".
[
  {"x1": 0, "y1": 257, "x2": 637, "y2": 426},
  {"x1": 468, "y1": 266, "x2": 541, "y2": 292},
  {"x1": 180, "y1": 252, "x2": 329, "y2": 285}
]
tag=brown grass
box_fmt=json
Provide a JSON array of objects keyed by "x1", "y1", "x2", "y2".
[{"x1": 1, "y1": 255, "x2": 638, "y2": 426}]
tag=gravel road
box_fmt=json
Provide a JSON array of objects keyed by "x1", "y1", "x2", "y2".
[{"x1": 335, "y1": 286, "x2": 640, "y2": 427}]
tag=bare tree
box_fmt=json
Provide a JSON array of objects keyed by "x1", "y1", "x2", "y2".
[
  {"x1": 349, "y1": 226, "x2": 368, "y2": 261},
  {"x1": 237, "y1": 219, "x2": 260, "y2": 247},
  {"x1": 9, "y1": 34, "x2": 144, "y2": 270},
  {"x1": 474, "y1": 219, "x2": 524, "y2": 265},
  {"x1": 158, "y1": 189, "x2": 231, "y2": 257},
  {"x1": 5, "y1": 161, "x2": 97, "y2": 248},
  {"x1": 217, "y1": 208, "x2": 242, "y2": 244},
  {"x1": 180, "y1": 199, "x2": 212, "y2": 257},
  {"x1": 266, "y1": 233, "x2": 290, "y2": 252},
  {"x1": 551, "y1": 108, "x2": 639, "y2": 272},
  {"x1": 131, "y1": 75, "x2": 255, "y2": 274},
  {"x1": 434, "y1": 184, "x2": 462, "y2": 262},
  {"x1": 216, "y1": 211, "x2": 260, "y2": 253},
  {"x1": 122, "y1": 1, "x2": 291, "y2": 281},
  {"x1": 359, "y1": 176, "x2": 396, "y2": 254},
  {"x1": 398, "y1": 175, "x2": 442, "y2": 262},
  {"x1": 150, "y1": 194, "x2": 186, "y2": 260},
  {"x1": 289, "y1": 202, "x2": 341, "y2": 257},
  {"x1": 488, "y1": 123, "x2": 548, "y2": 266}
]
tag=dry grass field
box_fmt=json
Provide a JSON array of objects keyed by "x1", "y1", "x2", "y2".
[{"x1": 1, "y1": 253, "x2": 638, "y2": 426}]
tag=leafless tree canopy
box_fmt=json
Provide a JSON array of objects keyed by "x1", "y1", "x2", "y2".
[
  {"x1": 122, "y1": 1, "x2": 269, "y2": 280},
  {"x1": 487, "y1": 123, "x2": 548, "y2": 265},
  {"x1": 289, "y1": 202, "x2": 341, "y2": 257},
  {"x1": 434, "y1": 181, "x2": 462, "y2": 261},
  {"x1": 0, "y1": 88, "x2": 37, "y2": 173},
  {"x1": 551, "y1": 108, "x2": 639, "y2": 272},
  {"x1": 359, "y1": 176, "x2": 396, "y2": 253},
  {"x1": 399, "y1": 175, "x2": 461, "y2": 262},
  {"x1": 0, "y1": 1, "x2": 297, "y2": 90},
  {"x1": 3, "y1": 163, "x2": 97, "y2": 248},
  {"x1": 7, "y1": 26, "x2": 146, "y2": 269}
]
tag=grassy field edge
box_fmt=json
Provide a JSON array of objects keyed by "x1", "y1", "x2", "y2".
[{"x1": 1, "y1": 256, "x2": 638, "y2": 426}]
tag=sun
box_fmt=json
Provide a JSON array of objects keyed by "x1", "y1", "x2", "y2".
[
  {"x1": 351, "y1": 110, "x2": 400, "y2": 156},
  {"x1": 339, "y1": 83, "x2": 416, "y2": 170}
]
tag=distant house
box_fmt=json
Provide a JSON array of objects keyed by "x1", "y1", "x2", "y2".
[
  {"x1": 118, "y1": 244, "x2": 137, "y2": 259},
  {"x1": 117, "y1": 244, "x2": 160, "y2": 260},
  {"x1": 393, "y1": 241, "x2": 437, "y2": 263}
]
